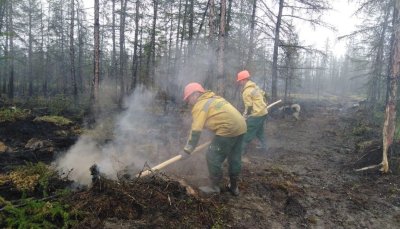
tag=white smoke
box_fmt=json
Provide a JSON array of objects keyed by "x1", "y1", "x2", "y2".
[
  {"x1": 55, "y1": 88, "x2": 160, "y2": 185},
  {"x1": 56, "y1": 45, "x2": 221, "y2": 186}
]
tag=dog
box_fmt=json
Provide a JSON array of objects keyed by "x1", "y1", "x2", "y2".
[{"x1": 278, "y1": 103, "x2": 301, "y2": 120}]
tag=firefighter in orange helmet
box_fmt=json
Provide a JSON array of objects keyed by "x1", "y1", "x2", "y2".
[
  {"x1": 237, "y1": 70, "x2": 268, "y2": 153},
  {"x1": 181, "y1": 82, "x2": 246, "y2": 196}
]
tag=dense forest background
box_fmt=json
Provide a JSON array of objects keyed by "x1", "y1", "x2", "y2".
[{"x1": 0, "y1": 0, "x2": 397, "y2": 121}]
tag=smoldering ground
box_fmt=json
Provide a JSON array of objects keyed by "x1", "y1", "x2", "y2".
[
  {"x1": 54, "y1": 48, "x2": 220, "y2": 186},
  {"x1": 55, "y1": 89, "x2": 194, "y2": 185}
]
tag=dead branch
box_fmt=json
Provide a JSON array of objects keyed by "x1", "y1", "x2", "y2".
[{"x1": 354, "y1": 163, "x2": 383, "y2": 172}]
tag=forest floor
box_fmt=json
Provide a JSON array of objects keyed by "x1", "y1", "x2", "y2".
[
  {"x1": 166, "y1": 96, "x2": 400, "y2": 228},
  {"x1": 1, "y1": 96, "x2": 400, "y2": 228},
  {"x1": 213, "y1": 97, "x2": 400, "y2": 228}
]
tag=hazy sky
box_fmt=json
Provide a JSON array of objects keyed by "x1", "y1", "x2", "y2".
[{"x1": 297, "y1": 0, "x2": 360, "y2": 57}]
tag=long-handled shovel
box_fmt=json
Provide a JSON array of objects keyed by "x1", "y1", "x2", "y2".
[
  {"x1": 136, "y1": 99, "x2": 282, "y2": 178},
  {"x1": 267, "y1": 99, "x2": 282, "y2": 110},
  {"x1": 136, "y1": 141, "x2": 211, "y2": 177}
]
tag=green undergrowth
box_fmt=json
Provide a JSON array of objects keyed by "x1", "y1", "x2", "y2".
[
  {"x1": 0, "y1": 107, "x2": 31, "y2": 122},
  {"x1": 33, "y1": 116, "x2": 73, "y2": 126},
  {"x1": 0, "y1": 162, "x2": 79, "y2": 228},
  {"x1": 0, "y1": 198, "x2": 79, "y2": 229}
]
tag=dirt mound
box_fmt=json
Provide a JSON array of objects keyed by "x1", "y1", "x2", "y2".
[{"x1": 66, "y1": 174, "x2": 227, "y2": 228}]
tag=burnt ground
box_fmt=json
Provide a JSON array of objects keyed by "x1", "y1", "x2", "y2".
[
  {"x1": 1, "y1": 97, "x2": 400, "y2": 228},
  {"x1": 166, "y1": 97, "x2": 400, "y2": 228},
  {"x1": 0, "y1": 116, "x2": 78, "y2": 173},
  {"x1": 215, "y1": 98, "x2": 400, "y2": 228}
]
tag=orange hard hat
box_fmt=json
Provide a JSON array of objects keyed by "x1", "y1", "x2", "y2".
[
  {"x1": 237, "y1": 70, "x2": 250, "y2": 82},
  {"x1": 183, "y1": 82, "x2": 205, "y2": 101}
]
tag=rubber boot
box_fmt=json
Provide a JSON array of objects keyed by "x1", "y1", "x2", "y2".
[
  {"x1": 228, "y1": 176, "x2": 240, "y2": 196},
  {"x1": 199, "y1": 177, "x2": 221, "y2": 194}
]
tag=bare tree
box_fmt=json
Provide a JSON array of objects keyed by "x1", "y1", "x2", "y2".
[
  {"x1": 111, "y1": 0, "x2": 116, "y2": 84},
  {"x1": 7, "y1": 0, "x2": 14, "y2": 100},
  {"x1": 271, "y1": 0, "x2": 284, "y2": 100},
  {"x1": 356, "y1": 0, "x2": 399, "y2": 173},
  {"x1": 146, "y1": 0, "x2": 158, "y2": 87},
  {"x1": 92, "y1": 0, "x2": 100, "y2": 104},
  {"x1": 131, "y1": 0, "x2": 140, "y2": 91},
  {"x1": 246, "y1": 0, "x2": 257, "y2": 67},
  {"x1": 264, "y1": 0, "x2": 330, "y2": 100},
  {"x1": 70, "y1": 0, "x2": 77, "y2": 99},
  {"x1": 119, "y1": 0, "x2": 128, "y2": 103},
  {"x1": 381, "y1": 0, "x2": 399, "y2": 173}
]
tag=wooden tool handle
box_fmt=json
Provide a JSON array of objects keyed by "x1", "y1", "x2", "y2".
[
  {"x1": 137, "y1": 140, "x2": 211, "y2": 177},
  {"x1": 267, "y1": 99, "x2": 282, "y2": 109}
]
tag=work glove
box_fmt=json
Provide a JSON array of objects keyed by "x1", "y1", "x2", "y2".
[
  {"x1": 183, "y1": 144, "x2": 194, "y2": 154},
  {"x1": 180, "y1": 144, "x2": 193, "y2": 160},
  {"x1": 179, "y1": 150, "x2": 191, "y2": 160}
]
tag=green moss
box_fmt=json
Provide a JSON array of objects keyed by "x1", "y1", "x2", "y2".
[
  {"x1": 352, "y1": 124, "x2": 372, "y2": 136},
  {"x1": 1, "y1": 163, "x2": 79, "y2": 229},
  {"x1": 1, "y1": 198, "x2": 79, "y2": 229},
  {"x1": 9, "y1": 162, "x2": 60, "y2": 196},
  {"x1": 34, "y1": 116, "x2": 73, "y2": 126},
  {"x1": 0, "y1": 107, "x2": 30, "y2": 122}
]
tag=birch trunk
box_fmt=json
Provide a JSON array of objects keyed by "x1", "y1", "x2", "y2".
[{"x1": 382, "y1": 0, "x2": 400, "y2": 173}]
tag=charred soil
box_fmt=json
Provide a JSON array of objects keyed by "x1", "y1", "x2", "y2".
[{"x1": 1, "y1": 98, "x2": 400, "y2": 228}]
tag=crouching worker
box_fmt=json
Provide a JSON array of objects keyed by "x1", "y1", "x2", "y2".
[
  {"x1": 181, "y1": 82, "x2": 247, "y2": 196},
  {"x1": 237, "y1": 70, "x2": 268, "y2": 153}
]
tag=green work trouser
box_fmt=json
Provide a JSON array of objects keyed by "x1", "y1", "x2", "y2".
[
  {"x1": 242, "y1": 115, "x2": 267, "y2": 154},
  {"x1": 205, "y1": 134, "x2": 244, "y2": 180}
]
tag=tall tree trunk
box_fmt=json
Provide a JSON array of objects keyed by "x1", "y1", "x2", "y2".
[
  {"x1": 167, "y1": 1, "x2": 173, "y2": 78},
  {"x1": 61, "y1": 6, "x2": 67, "y2": 94},
  {"x1": 216, "y1": 0, "x2": 226, "y2": 95},
  {"x1": 92, "y1": 0, "x2": 100, "y2": 104},
  {"x1": 70, "y1": 0, "x2": 77, "y2": 99},
  {"x1": 28, "y1": 0, "x2": 33, "y2": 96},
  {"x1": 0, "y1": 1, "x2": 5, "y2": 33},
  {"x1": 111, "y1": 0, "x2": 116, "y2": 83},
  {"x1": 204, "y1": 0, "x2": 216, "y2": 89},
  {"x1": 271, "y1": 0, "x2": 284, "y2": 100},
  {"x1": 238, "y1": 0, "x2": 245, "y2": 68},
  {"x1": 44, "y1": 4, "x2": 51, "y2": 97},
  {"x1": 208, "y1": 0, "x2": 215, "y2": 41},
  {"x1": 139, "y1": 26, "x2": 143, "y2": 84},
  {"x1": 193, "y1": 0, "x2": 210, "y2": 52},
  {"x1": 381, "y1": 0, "x2": 400, "y2": 173},
  {"x1": 119, "y1": 0, "x2": 128, "y2": 102},
  {"x1": 226, "y1": 0, "x2": 232, "y2": 37},
  {"x1": 246, "y1": 0, "x2": 257, "y2": 68},
  {"x1": 40, "y1": 3, "x2": 45, "y2": 97},
  {"x1": 7, "y1": 0, "x2": 14, "y2": 100},
  {"x1": 180, "y1": 0, "x2": 188, "y2": 62},
  {"x1": 370, "y1": 1, "x2": 391, "y2": 105},
  {"x1": 146, "y1": 0, "x2": 158, "y2": 87},
  {"x1": 77, "y1": 4, "x2": 83, "y2": 93},
  {"x1": 174, "y1": 0, "x2": 182, "y2": 73},
  {"x1": 187, "y1": 0, "x2": 194, "y2": 56},
  {"x1": 386, "y1": 0, "x2": 396, "y2": 104},
  {"x1": 131, "y1": 0, "x2": 140, "y2": 91},
  {"x1": 3, "y1": 1, "x2": 8, "y2": 96}
]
